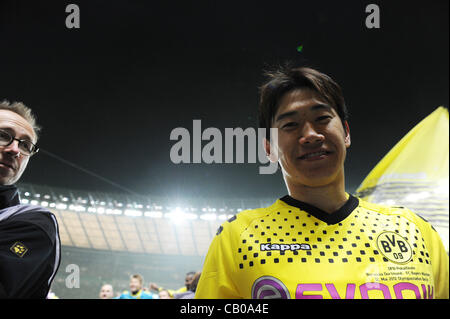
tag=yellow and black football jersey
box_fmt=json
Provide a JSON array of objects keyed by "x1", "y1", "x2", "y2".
[{"x1": 195, "y1": 194, "x2": 449, "y2": 299}]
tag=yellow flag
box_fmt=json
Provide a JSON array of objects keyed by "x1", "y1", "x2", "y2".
[{"x1": 356, "y1": 107, "x2": 449, "y2": 251}]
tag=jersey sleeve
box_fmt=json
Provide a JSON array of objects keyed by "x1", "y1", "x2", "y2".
[
  {"x1": 413, "y1": 213, "x2": 449, "y2": 299},
  {"x1": 195, "y1": 220, "x2": 241, "y2": 299},
  {"x1": 0, "y1": 211, "x2": 60, "y2": 298},
  {"x1": 426, "y1": 223, "x2": 449, "y2": 299}
]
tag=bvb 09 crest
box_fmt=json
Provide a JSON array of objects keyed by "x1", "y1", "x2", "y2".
[{"x1": 376, "y1": 231, "x2": 413, "y2": 264}]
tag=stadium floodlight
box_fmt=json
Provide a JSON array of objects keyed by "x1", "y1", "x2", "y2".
[
  {"x1": 97, "y1": 207, "x2": 105, "y2": 214},
  {"x1": 21, "y1": 198, "x2": 29, "y2": 204},
  {"x1": 62, "y1": 197, "x2": 69, "y2": 202},
  {"x1": 124, "y1": 209, "x2": 143, "y2": 217},
  {"x1": 186, "y1": 212, "x2": 198, "y2": 220},
  {"x1": 144, "y1": 211, "x2": 163, "y2": 218},
  {"x1": 49, "y1": 202, "x2": 56, "y2": 208},
  {"x1": 106, "y1": 208, "x2": 122, "y2": 215},
  {"x1": 56, "y1": 203, "x2": 67, "y2": 210},
  {"x1": 200, "y1": 213, "x2": 217, "y2": 221},
  {"x1": 69, "y1": 204, "x2": 86, "y2": 212},
  {"x1": 87, "y1": 207, "x2": 97, "y2": 213},
  {"x1": 40, "y1": 201, "x2": 49, "y2": 207},
  {"x1": 31, "y1": 200, "x2": 39, "y2": 205},
  {"x1": 24, "y1": 192, "x2": 30, "y2": 197},
  {"x1": 165, "y1": 208, "x2": 198, "y2": 223},
  {"x1": 44, "y1": 195, "x2": 51, "y2": 199}
]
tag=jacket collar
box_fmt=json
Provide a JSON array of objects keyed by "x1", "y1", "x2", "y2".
[{"x1": 0, "y1": 184, "x2": 21, "y2": 210}]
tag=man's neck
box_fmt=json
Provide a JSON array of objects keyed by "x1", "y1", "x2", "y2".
[{"x1": 285, "y1": 175, "x2": 348, "y2": 214}]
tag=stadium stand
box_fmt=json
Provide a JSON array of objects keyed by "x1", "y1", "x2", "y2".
[{"x1": 16, "y1": 183, "x2": 275, "y2": 298}]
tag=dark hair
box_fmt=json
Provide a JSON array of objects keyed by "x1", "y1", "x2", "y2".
[
  {"x1": 258, "y1": 65, "x2": 348, "y2": 141},
  {"x1": 188, "y1": 272, "x2": 201, "y2": 292}
]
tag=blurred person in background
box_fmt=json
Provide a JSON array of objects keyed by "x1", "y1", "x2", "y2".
[
  {"x1": 158, "y1": 289, "x2": 173, "y2": 299},
  {"x1": 174, "y1": 271, "x2": 201, "y2": 299},
  {"x1": 150, "y1": 271, "x2": 196, "y2": 296},
  {"x1": 0, "y1": 100, "x2": 61, "y2": 299},
  {"x1": 118, "y1": 274, "x2": 158, "y2": 299},
  {"x1": 99, "y1": 284, "x2": 115, "y2": 299}
]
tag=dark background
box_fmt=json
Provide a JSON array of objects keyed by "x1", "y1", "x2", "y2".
[{"x1": 1, "y1": 0, "x2": 448, "y2": 201}]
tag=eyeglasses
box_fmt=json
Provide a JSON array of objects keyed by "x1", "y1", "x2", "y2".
[{"x1": 0, "y1": 128, "x2": 39, "y2": 156}]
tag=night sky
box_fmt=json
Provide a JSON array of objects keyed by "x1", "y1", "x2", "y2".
[{"x1": 1, "y1": 0, "x2": 448, "y2": 201}]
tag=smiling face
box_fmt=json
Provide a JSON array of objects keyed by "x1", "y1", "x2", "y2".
[
  {"x1": 129, "y1": 277, "x2": 142, "y2": 294},
  {"x1": 0, "y1": 110, "x2": 37, "y2": 185},
  {"x1": 266, "y1": 88, "x2": 350, "y2": 188}
]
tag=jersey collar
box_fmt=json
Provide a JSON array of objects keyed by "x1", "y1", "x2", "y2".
[
  {"x1": 131, "y1": 289, "x2": 142, "y2": 298},
  {"x1": 279, "y1": 193, "x2": 359, "y2": 225}
]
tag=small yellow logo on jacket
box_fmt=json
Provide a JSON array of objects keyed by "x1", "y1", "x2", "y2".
[{"x1": 10, "y1": 242, "x2": 28, "y2": 258}]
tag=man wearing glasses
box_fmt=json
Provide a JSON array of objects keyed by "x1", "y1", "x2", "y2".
[{"x1": 0, "y1": 100, "x2": 61, "y2": 298}]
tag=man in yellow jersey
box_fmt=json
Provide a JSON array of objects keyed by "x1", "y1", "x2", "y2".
[{"x1": 195, "y1": 66, "x2": 449, "y2": 299}]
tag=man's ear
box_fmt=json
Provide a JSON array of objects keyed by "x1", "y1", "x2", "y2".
[
  {"x1": 344, "y1": 121, "x2": 351, "y2": 148},
  {"x1": 263, "y1": 137, "x2": 278, "y2": 163}
]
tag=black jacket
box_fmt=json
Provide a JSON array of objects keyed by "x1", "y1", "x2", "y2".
[{"x1": 0, "y1": 185, "x2": 61, "y2": 299}]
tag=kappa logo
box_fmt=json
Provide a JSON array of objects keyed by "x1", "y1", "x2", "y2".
[
  {"x1": 10, "y1": 242, "x2": 28, "y2": 258},
  {"x1": 260, "y1": 243, "x2": 311, "y2": 252}
]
